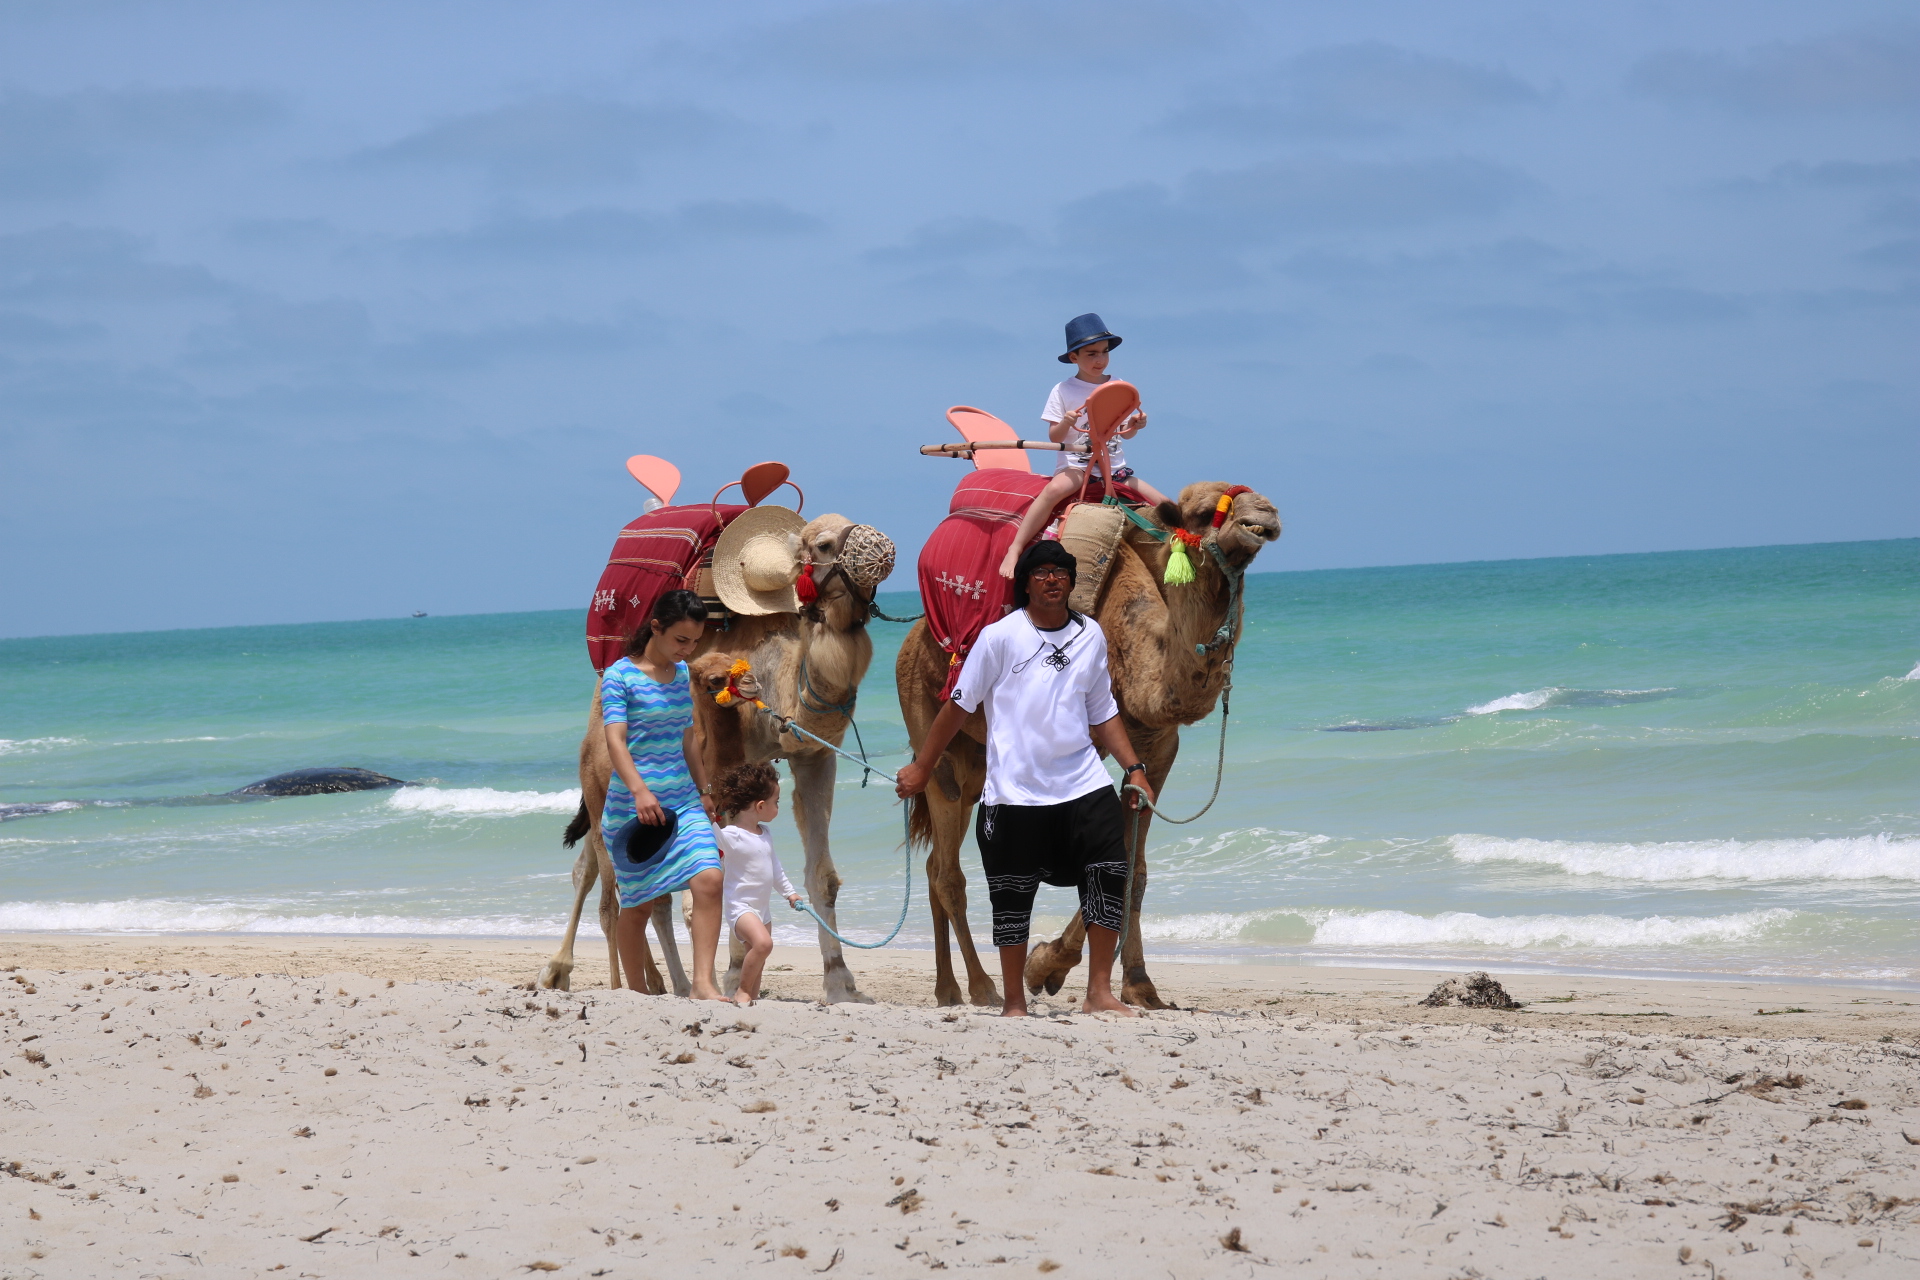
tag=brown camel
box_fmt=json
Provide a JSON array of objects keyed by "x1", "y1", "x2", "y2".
[
  {"x1": 540, "y1": 513, "x2": 892, "y2": 1004},
  {"x1": 896, "y1": 482, "x2": 1279, "y2": 1009}
]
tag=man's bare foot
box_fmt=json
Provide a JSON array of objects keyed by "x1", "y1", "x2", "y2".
[
  {"x1": 1083, "y1": 990, "x2": 1139, "y2": 1017},
  {"x1": 732, "y1": 991, "x2": 755, "y2": 1008},
  {"x1": 689, "y1": 985, "x2": 730, "y2": 1003},
  {"x1": 1000, "y1": 1001, "x2": 1029, "y2": 1018}
]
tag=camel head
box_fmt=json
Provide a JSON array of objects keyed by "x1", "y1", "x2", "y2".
[
  {"x1": 1155, "y1": 482, "x2": 1280, "y2": 570},
  {"x1": 688, "y1": 652, "x2": 741, "y2": 702},
  {"x1": 800, "y1": 513, "x2": 897, "y2": 630}
]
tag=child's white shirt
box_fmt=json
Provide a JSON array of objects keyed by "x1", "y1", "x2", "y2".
[
  {"x1": 717, "y1": 823, "x2": 796, "y2": 931},
  {"x1": 1043, "y1": 375, "x2": 1133, "y2": 476}
]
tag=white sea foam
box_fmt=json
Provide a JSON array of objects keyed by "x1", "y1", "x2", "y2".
[
  {"x1": 0, "y1": 737, "x2": 80, "y2": 756},
  {"x1": 1465, "y1": 689, "x2": 1557, "y2": 715},
  {"x1": 1310, "y1": 907, "x2": 1793, "y2": 949},
  {"x1": 1462, "y1": 687, "x2": 1675, "y2": 715},
  {"x1": 1903, "y1": 661, "x2": 1920, "y2": 682},
  {"x1": 0, "y1": 898, "x2": 588, "y2": 936},
  {"x1": 1450, "y1": 832, "x2": 1920, "y2": 883},
  {"x1": 385, "y1": 786, "x2": 582, "y2": 817}
]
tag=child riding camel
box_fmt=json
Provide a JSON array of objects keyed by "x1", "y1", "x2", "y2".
[{"x1": 997, "y1": 313, "x2": 1172, "y2": 579}]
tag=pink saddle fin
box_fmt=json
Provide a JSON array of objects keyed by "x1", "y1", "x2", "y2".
[
  {"x1": 625, "y1": 455, "x2": 681, "y2": 506},
  {"x1": 945, "y1": 405, "x2": 1032, "y2": 473}
]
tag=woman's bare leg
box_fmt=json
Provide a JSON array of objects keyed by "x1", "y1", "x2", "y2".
[
  {"x1": 732, "y1": 911, "x2": 774, "y2": 1006},
  {"x1": 686, "y1": 867, "x2": 728, "y2": 1001},
  {"x1": 616, "y1": 897, "x2": 663, "y2": 992},
  {"x1": 998, "y1": 470, "x2": 1082, "y2": 578}
]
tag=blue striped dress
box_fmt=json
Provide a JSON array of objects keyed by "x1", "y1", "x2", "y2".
[{"x1": 600, "y1": 658, "x2": 721, "y2": 909}]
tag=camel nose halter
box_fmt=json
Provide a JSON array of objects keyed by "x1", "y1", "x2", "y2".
[{"x1": 703, "y1": 673, "x2": 913, "y2": 951}]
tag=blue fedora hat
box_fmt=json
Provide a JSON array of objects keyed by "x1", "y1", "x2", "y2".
[
  {"x1": 1058, "y1": 312, "x2": 1123, "y2": 363},
  {"x1": 606, "y1": 808, "x2": 679, "y2": 872}
]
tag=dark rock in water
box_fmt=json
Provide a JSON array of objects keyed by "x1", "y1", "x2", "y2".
[
  {"x1": 231, "y1": 768, "x2": 410, "y2": 797},
  {"x1": 1419, "y1": 971, "x2": 1519, "y2": 1010}
]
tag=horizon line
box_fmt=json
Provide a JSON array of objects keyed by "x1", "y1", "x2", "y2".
[{"x1": 4, "y1": 533, "x2": 1913, "y2": 645}]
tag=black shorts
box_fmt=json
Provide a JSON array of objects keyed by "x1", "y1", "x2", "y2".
[{"x1": 975, "y1": 786, "x2": 1129, "y2": 947}]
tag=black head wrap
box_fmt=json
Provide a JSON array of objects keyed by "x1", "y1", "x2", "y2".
[{"x1": 1011, "y1": 540, "x2": 1078, "y2": 609}]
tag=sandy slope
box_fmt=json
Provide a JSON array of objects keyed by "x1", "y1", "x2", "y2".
[{"x1": 3, "y1": 944, "x2": 1917, "y2": 1278}]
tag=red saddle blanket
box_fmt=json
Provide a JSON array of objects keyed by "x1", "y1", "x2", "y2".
[
  {"x1": 917, "y1": 469, "x2": 1142, "y2": 697},
  {"x1": 586, "y1": 503, "x2": 748, "y2": 672}
]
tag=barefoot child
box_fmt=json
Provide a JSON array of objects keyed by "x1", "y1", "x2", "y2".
[
  {"x1": 998, "y1": 313, "x2": 1172, "y2": 578},
  {"x1": 712, "y1": 762, "x2": 799, "y2": 1007}
]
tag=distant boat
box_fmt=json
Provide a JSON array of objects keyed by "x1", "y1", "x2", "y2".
[{"x1": 411, "y1": 611, "x2": 427, "y2": 618}]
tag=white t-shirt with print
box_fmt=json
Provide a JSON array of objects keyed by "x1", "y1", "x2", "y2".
[
  {"x1": 950, "y1": 608, "x2": 1121, "y2": 807},
  {"x1": 1043, "y1": 375, "x2": 1133, "y2": 476}
]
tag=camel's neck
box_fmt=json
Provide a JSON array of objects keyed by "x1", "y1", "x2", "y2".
[
  {"x1": 1102, "y1": 533, "x2": 1240, "y2": 730},
  {"x1": 797, "y1": 612, "x2": 872, "y2": 713}
]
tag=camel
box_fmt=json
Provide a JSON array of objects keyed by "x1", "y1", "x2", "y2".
[
  {"x1": 540, "y1": 512, "x2": 892, "y2": 1004},
  {"x1": 896, "y1": 481, "x2": 1280, "y2": 1009}
]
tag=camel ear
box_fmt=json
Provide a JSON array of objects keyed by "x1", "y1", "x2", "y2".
[{"x1": 1154, "y1": 500, "x2": 1183, "y2": 530}]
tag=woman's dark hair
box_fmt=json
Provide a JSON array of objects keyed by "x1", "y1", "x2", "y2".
[
  {"x1": 712, "y1": 761, "x2": 780, "y2": 820},
  {"x1": 625, "y1": 589, "x2": 708, "y2": 657}
]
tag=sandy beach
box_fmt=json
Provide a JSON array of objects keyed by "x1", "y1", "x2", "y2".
[{"x1": 3, "y1": 935, "x2": 1916, "y2": 1278}]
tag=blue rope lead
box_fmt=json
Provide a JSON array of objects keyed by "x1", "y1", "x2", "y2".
[{"x1": 754, "y1": 705, "x2": 914, "y2": 950}]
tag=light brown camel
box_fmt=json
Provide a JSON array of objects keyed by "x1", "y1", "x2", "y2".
[
  {"x1": 896, "y1": 482, "x2": 1279, "y2": 1009},
  {"x1": 540, "y1": 513, "x2": 891, "y2": 1004}
]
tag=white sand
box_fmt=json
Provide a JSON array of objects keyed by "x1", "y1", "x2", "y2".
[{"x1": 4, "y1": 939, "x2": 1918, "y2": 1278}]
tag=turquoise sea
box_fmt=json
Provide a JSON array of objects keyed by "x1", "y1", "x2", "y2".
[{"x1": 3, "y1": 538, "x2": 1916, "y2": 987}]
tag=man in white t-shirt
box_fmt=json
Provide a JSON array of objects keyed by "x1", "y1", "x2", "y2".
[{"x1": 896, "y1": 541, "x2": 1156, "y2": 1017}]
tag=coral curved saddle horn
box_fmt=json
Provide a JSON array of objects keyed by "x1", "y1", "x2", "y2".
[
  {"x1": 625, "y1": 455, "x2": 681, "y2": 506},
  {"x1": 1077, "y1": 380, "x2": 1139, "y2": 502}
]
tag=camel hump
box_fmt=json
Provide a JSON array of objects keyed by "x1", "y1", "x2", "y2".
[{"x1": 231, "y1": 767, "x2": 410, "y2": 797}]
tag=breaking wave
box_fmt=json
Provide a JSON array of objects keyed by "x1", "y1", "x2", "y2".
[
  {"x1": 385, "y1": 786, "x2": 582, "y2": 817},
  {"x1": 0, "y1": 737, "x2": 80, "y2": 756},
  {"x1": 1450, "y1": 833, "x2": 1920, "y2": 883},
  {"x1": 0, "y1": 898, "x2": 585, "y2": 936},
  {"x1": 1463, "y1": 687, "x2": 1676, "y2": 716},
  {"x1": 1310, "y1": 907, "x2": 1795, "y2": 949}
]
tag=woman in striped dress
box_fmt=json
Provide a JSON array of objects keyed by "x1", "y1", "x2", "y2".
[{"x1": 601, "y1": 589, "x2": 726, "y2": 1000}]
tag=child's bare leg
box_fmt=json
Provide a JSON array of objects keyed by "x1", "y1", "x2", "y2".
[
  {"x1": 686, "y1": 867, "x2": 728, "y2": 1001},
  {"x1": 1126, "y1": 475, "x2": 1170, "y2": 507},
  {"x1": 998, "y1": 470, "x2": 1083, "y2": 578},
  {"x1": 732, "y1": 911, "x2": 774, "y2": 1006}
]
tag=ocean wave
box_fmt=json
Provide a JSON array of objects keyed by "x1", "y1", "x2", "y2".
[
  {"x1": 0, "y1": 801, "x2": 83, "y2": 822},
  {"x1": 385, "y1": 786, "x2": 582, "y2": 817},
  {"x1": 0, "y1": 898, "x2": 585, "y2": 936},
  {"x1": 0, "y1": 737, "x2": 80, "y2": 756},
  {"x1": 1450, "y1": 832, "x2": 1920, "y2": 882},
  {"x1": 1463, "y1": 687, "x2": 1676, "y2": 716},
  {"x1": 1903, "y1": 661, "x2": 1920, "y2": 682},
  {"x1": 1310, "y1": 907, "x2": 1794, "y2": 949}
]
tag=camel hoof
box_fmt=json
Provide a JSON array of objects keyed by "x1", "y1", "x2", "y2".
[
  {"x1": 1024, "y1": 942, "x2": 1081, "y2": 996},
  {"x1": 970, "y1": 983, "x2": 1002, "y2": 1009},
  {"x1": 1122, "y1": 975, "x2": 1169, "y2": 1011},
  {"x1": 934, "y1": 984, "x2": 964, "y2": 1008},
  {"x1": 538, "y1": 961, "x2": 572, "y2": 992}
]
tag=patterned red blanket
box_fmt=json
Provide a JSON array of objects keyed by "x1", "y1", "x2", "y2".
[
  {"x1": 917, "y1": 469, "x2": 1143, "y2": 697},
  {"x1": 585, "y1": 503, "x2": 748, "y2": 672}
]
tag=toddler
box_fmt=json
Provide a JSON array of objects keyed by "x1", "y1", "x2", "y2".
[
  {"x1": 712, "y1": 762, "x2": 799, "y2": 1007},
  {"x1": 999, "y1": 312, "x2": 1171, "y2": 578}
]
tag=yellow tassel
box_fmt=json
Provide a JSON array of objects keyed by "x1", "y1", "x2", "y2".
[
  {"x1": 1164, "y1": 537, "x2": 1195, "y2": 585},
  {"x1": 714, "y1": 689, "x2": 735, "y2": 706},
  {"x1": 727, "y1": 659, "x2": 751, "y2": 677}
]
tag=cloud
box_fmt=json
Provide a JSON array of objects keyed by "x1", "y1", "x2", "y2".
[
  {"x1": 864, "y1": 217, "x2": 1027, "y2": 266},
  {"x1": 351, "y1": 97, "x2": 736, "y2": 185},
  {"x1": 1730, "y1": 158, "x2": 1920, "y2": 191},
  {"x1": 821, "y1": 320, "x2": 1020, "y2": 353},
  {"x1": 1859, "y1": 237, "x2": 1920, "y2": 268},
  {"x1": 185, "y1": 297, "x2": 373, "y2": 366},
  {"x1": 732, "y1": 0, "x2": 1237, "y2": 74},
  {"x1": 0, "y1": 311, "x2": 103, "y2": 344},
  {"x1": 1064, "y1": 157, "x2": 1535, "y2": 252},
  {"x1": 0, "y1": 226, "x2": 230, "y2": 303},
  {"x1": 1632, "y1": 27, "x2": 1920, "y2": 111},
  {"x1": 409, "y1": 201, "x2": 822, "y2": 260},
  {"x1": 378, "y1": 314, "x2": 666, "y2": 372},
  {"x1": 0, "y1": 86, "x2": 282, "y2": 199},
  {"x1": 1168, "y1": 41, "x2": 1543, "y2": 138}
]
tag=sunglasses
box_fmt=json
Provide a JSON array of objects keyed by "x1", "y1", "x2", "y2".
[{"x1": 1026, "y1": 566, "x2": 1072, "y2": 582}]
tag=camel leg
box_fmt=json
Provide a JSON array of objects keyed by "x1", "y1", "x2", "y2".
[
  {"x1": 539, "y1": 838, "x2": 599, "y2": 991},
  {"x1": 652, "y1": 897, "x2": 691, "y2": 996},
  {"x1": 1117, "y1": 805, "x2": 1166, "y2": 1010},
  {"x1": 722, "y1": 925, "x2": 747, "y2": 997},
  {"x1": 923, "y1": 765, "x2": 998, "y2": 1008},
  {"x1": 789, "y1": 750, "x2": 870, "y2": 1004}
]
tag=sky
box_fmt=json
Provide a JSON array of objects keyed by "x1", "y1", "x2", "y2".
[{"x1": 1, "y1": 1, "x2": 1915, "y2": 637}]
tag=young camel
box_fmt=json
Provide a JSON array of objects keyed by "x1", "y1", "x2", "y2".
[
  {"x1": 897, "y1": 482, "x2": 1279, "y2": 1009},
  {"x1": 541, "y1": 514, "x2": 892, "y2": 1004}
]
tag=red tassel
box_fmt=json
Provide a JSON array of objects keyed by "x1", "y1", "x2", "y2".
[{"x1": 795, "y1": 563, "x2": 818, "y2": 604}]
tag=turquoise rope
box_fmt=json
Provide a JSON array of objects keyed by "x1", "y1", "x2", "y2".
[{"x1": 750, "y1": 704, "x2": 914, "y2": 950}]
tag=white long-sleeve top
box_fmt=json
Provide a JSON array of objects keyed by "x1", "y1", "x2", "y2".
[{"x1": 717, "y1": 823, "x2": 796, "y2": 930}]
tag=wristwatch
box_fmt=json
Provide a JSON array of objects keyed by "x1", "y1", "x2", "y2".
[{"x1": 1123, "y1": 763, "x2": 1147, "y2": 778}]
